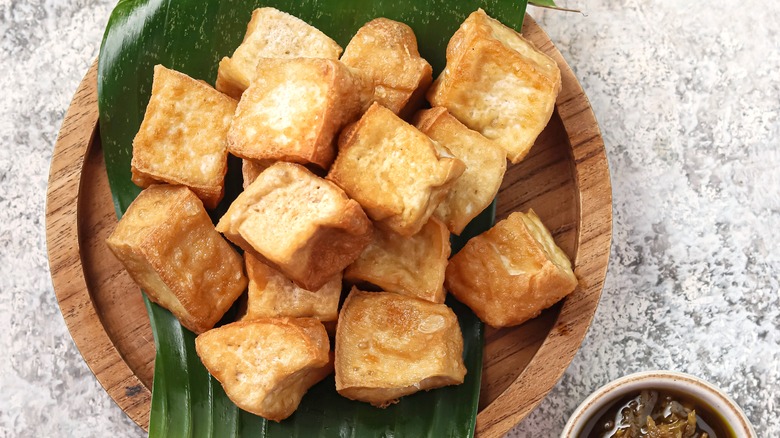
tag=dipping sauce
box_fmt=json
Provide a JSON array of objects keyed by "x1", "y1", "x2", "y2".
[{"x1": 580, "y1": 390, "x2": 734, "y2": 438}]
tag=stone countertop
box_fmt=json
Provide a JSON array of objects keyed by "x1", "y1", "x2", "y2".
[{"x1": 1, "y1": 0, "x2": 778, "y2": 436}]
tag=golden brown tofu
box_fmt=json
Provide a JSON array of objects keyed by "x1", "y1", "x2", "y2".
[
  {"x1": 195, "y1": 318, "x2": 332, "y2": 422},
  {"x1": 327, "y1": 103, "x2": 465, "y2": 237},
  {"x1": 241, "y1": 159, "x2": 270, "y2": 189},
  {"x1": 340, "y1": 18, "x2": 432, "y2": 118},
  {"x1": 335, "y1": 288, "x2": 466, "y2": 407},
  {"x1": 414, "y1": 107, "x2": 507, "y2": 235},
  {"x1": 445, "y1": 210, "x2": 577, "y2": 328},
  {"x1": 217, "y1": 162, "x2": 373, "y2": 291},
  {"x1": 345, "y1": 218, "x2": 449, "y2": 303},
  {"x1": 227, "y1": 58, "x2": 372, "y2": 169},
  {"x1": 130, "y1": 65, "x2": 237, "y2": 210},
  {"x1": 216, "y1": 7, "x2": 342, "y2": 99},
  {"x1": 106, "y1": 185, "x2": 247, "y2": 334},
  {"x1": 427, "y1": 9, "x2": 562, "y2": 164},
  {"x1": 242, "y1": 253, "x2": 341, "y2": 323}
]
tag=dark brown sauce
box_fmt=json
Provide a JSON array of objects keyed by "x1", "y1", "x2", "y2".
[{"x1": 580, "y1": 389, "x2": 735, "y2": 438}]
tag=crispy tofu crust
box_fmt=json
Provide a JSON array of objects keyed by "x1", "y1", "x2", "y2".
[
  {"x1": 414, "y1": 107, "x2": 507, "y2": 235},
  {"x1": 327, "y1": 103, "x2": 465, "y2": 236},
  {"x1": 106, "y1": 185, "x2": 247, "y2": 334},
  {"x1": 227, "y1": 58, "x2": 372, "y2": 169},
  {"x1": 335, "y1": 289, "x2": 466, "y2": 407},
  {"x1": 131, "y1": 65, "x2": 237, "y2": 210},
  {"x1": 217, "y1": 162, "x2": 373, "y2": 290},
  {"x1": 341, "y1": 18, "x2": 432, "y2": 118},
  {"x1": 427, "y1": 9, "x2": 562, "y2": 163},
  {"x1": 242, "y1": 253, "x2": 341, "y2": 322},
  {"x1": 216, "y1": 7, "x2": 343, "y2": 99},
  {"x1": 195, "y1": 318, "x2": 332, "y2": 422},
  {"x1": 345, "y1": 218, "x2": 450, "y2": 303},
  {"x1": 241, "y1": 159, "x2": 270, "y2": 189},
  {"x1": 445, "y1": 210, "x2": 577, "y2": 328}
]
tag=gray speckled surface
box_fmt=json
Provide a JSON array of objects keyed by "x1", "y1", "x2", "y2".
[
  {"x1": 510, "y1": 2, "x2": 780, "y2": 436},
  {"x1": 1, "y1": 0, "x2": 139, "y2": 436},
  {"x1": 1, "y1": 0, "x2": 778, "y2": 436}
]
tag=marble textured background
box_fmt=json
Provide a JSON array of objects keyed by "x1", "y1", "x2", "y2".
[{"x1": 1, "y1": 0, "x2": 778, "y2": 436}]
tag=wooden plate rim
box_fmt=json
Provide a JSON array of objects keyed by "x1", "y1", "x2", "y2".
[
  {"x1": 45, "y1": 60, "x2": 153, "y2": 427},
  {"x1": 474, "y1": 17, "x2": 612, "y2": 438},
  {"x1": 45, "y1": 15, "x2": 611, "y2": 437}
]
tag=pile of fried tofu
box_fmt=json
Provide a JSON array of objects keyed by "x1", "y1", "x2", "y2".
[{"x1": 106, "y1": 7, "x2": 578, "y2": 422}]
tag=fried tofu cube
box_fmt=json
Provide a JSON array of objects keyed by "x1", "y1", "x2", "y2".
[
  {"x1": 241, "y1": 159, "x2": 269, "y2": 189},
  {"x1": 130, "y1": 65, "x2": 236, "y2": 209},
  {"x1": 341, "y1": 18, "x2": 432, "y2": 118},
  {"x1": 414, "y1": 107, "x2": 507, "y2": 235},
  {"x1": 242, "y1": 253, "x2": 341, "y2": 323},
  {"x1": 216, "y1": 7, "x2": 342, "y2": 99},
  {"x1": 227, "y1": 58, "x2": 372, "y2": 169},
  {"x1": 335, "y1": 288, "x2": 466, "y2": 407},
  {"x1": 196, "y1": 318, "x2": 332, "y2": 422},
  {"x1": 345, "y1": 218, "x2": 449, "y2": 303},
  {"x1": 106, "y1": 185, "x2": 247, "y2": 334},
  {"x1": 427, "y1": 9, "x2": 562, "y2": 164},
  {"x1": 445, "y1": 210, "x2": 577, "y2": 328},
  {"x1": 217, "y1": 162, "x2": 373, "y2": 291},
  {"x1": 327, "y1": 103, "x2": 465, "y2": 236}
]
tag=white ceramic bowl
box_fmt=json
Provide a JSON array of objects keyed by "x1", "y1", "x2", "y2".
[{"x1": 561, "y1": 370, "x2": 756, "y2": 437}]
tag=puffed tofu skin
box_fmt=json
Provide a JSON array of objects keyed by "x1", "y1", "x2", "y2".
[
  {"x1": 227, "y1": 58, "x2": 371, "y2": 169},
  {"x1": 106, "y1": 185, "x2": 247, "y2": 334},
  {"x1": 130, "y1": 65, "x2": 237, "y2": 210},
  {"x1": 427, "y1": 9, "x2": 561, "y2": 164},
  {"x1": 445, "y1": 210, "x2": 577, "y2": 328},
  {"x1": 340, "y1": 18, "x2": 432, "y2": 118},
  {"x1": 216, "y1": 162, "x2": 373, "y2": 291},
  {"x1": 242, "y1": 253, "x2": 341, "y2": 323},
  {"x1": 327, "y1": 103, "x2": 465, "y2": 237},
  {"x1": 414, "y1": 107, "x2": 507, "y2": 235},
  {"x1": 195, "y1": 318, "x2": 332, "y2": 422},
  {"x1": 345, "y1": 218, "x2": 449, "y2": 303},
  {"x1": 216, "y1": 7, "x2": 343, "y2": 99},
  {"x1": 335, "y1": 289, "x2": 466, "y2": 407}
]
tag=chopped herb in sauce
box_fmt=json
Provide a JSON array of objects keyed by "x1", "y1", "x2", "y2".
[{"x1": 583, "y1": 390, "x2": 732, "y2": 438}]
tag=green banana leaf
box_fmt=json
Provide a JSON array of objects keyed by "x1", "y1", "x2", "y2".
[
  {"x1": 527, "y1": 0, "x2": 580, "y2": 12},
  {"x1": 528, "y1": 0, "x2": 558, "y2": 7},
  {"x1": 98, "y1": 1, "x2": 528, "y2": 436}
]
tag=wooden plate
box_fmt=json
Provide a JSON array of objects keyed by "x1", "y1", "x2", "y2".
[{"x1": 45, "y1": 15, "x2": 611, "y2": 438}]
